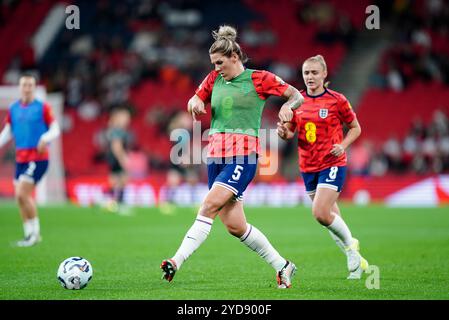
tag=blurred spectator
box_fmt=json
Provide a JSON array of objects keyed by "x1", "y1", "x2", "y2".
[
  {"x1": 159, "y1": 167, "x2": 183, "y2": 209},
  {"x1": 348, "y1": 141, "x2": 373, "y2": 176},
  {"x1": 411, "y1": 28, "x2": 431, "y2": 49},
  {"x1": 78, "y1": 97, "x2": 101, "y2": 121},
  {"x1": 155, "y1": 109, "x2": 202, "y2": 202},
  {"x1": 402, "y1": 131, "x2": 420, "y2": 167},
  {"x1": 377, "y1": 0, "x2": 449, "y2": 89},
  {"x1": 101, "y1": 70, "x2": 132, "y2": 109},
  {"x1": 126, "y1": 146, "x2": 148, "y2": 180},
  {"x1": 438, "y1": 135, "x2": 449, "y2": 171},
  {"x1": 242, "y1": 22, "x2": 276, "y2": 47},
  {"x1": 411, "y1": 151, "x2": 427, "y2": 174},
  {"x1": 369, "y1": 153, "x2": 388, "y2": 177},
  {"x1": 386, "y1": 65, "x2": 404, "y2": 91},
  {"x1": 66, "y1": 75, "x2": 83, "y2": 108},
  {"x1": 431, "y1": 109, "x2": 449, "y2": 136},
  {"x1": 69, "y1": 35, "x2": 94, "y2": 57},
  {"x1": 383, "y1": 135, "x2": 403, "y2": 172},
  {"x1": 369, "y1": 109, "x2": 449, "y2": 175},
  {"x1": 159, "y1": 108, "x2": 201, "y2": 205},
  {"x1": 269, "y1": 62, "x2": 296, "y2": 82},
  {"x1": 3, "y1": 60, "x2": 21, "y2": 85},
  {"x1": 409, "y1": 117, "x2": 427, "y2": 140},
  {"x1": 422, "y1": 134, "x2": 438, "y2": 170}
]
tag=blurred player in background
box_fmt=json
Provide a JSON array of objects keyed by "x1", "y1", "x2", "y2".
[
  {"x1": 161, "y1": 25, "x2": 304, "y2": 288},
  {"x1": 0, "y1": 74, "x2": 60, "y2": 247},
  {"x1": 277, "y1": 55, "x2": 369, "y2": 279},
  {"x1": 104, "y1": 106, "x2": 132, "y2": 214}
]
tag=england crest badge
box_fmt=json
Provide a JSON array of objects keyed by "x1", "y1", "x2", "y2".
[{"x1": 319, "y1": 109, "x2": 328, "y2": 119}]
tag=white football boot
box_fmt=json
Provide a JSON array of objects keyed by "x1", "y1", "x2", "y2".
[
  {"x1": 15, "y1": 233, "x2": 42, "y2": 247},
  {"x1": 276, "y1": 260, "x2": 297, "y2": 289},
  {"x1": 345, "y1": 238, "x2": 369, "y2": 279}
]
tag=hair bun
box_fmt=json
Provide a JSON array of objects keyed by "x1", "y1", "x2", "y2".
[{"x1": 212, "y1": 25, "x2": 237, "y2": 41}]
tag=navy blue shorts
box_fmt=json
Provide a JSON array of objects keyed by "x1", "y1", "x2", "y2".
[
  {"x1": 15, "y1": 161, "x2": 49, "y2": 184},
  {"x1": 301, "y1": 166, "x2": 347, "y2": 194},
  {"x1": 207, "y1": 155, "x2": 258, "y2": 201}
]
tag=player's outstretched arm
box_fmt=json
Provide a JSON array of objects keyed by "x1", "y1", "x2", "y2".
[
  {"x1": 37, "y1": 121, "x2": 61, "y2": 153},
  {"x1": 187, "y1": 94, "x2": 206, "y2": 121},
  {"x1": 0, "y1": 124, "x2": 12, "y2": 148},
  {"x1": 278, "y1": 85, "x2": 304, "y2": 122}
]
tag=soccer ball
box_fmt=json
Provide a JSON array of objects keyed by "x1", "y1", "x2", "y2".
[{"x1": 57, "y1": 257, "x2": 93, "y2": 290}]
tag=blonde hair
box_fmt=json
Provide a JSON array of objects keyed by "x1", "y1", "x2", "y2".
[
  {"x1": 209, "y1": 25, "x2": 248, "y2": 63},
  {"x1": 303, "y1": 55, "x2": 330, "y2": 88}
]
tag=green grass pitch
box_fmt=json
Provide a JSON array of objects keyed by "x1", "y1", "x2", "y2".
[{"x1": 0, "y1": 201, "x2": 448, "y2": 300}]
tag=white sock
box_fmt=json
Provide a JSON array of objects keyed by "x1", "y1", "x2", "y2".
[
  {"x1": 23, "y1": 220, "x2": 33, "y2": 238},
  {"x1": 240, "y1": 223, "x2": 286, "y2": 272},
  {"x1": 30, "y1": 217, "x2": 40, "y2": 236},
  {"x1": 327, "y1": 214, "x2": 353, "y2": 247},
  {"x1": 172, "y1": 215, "x2": 214, "y2": 269},
  {"x1": 328, "y1": 229, "x2": 346, "y2": 254}
]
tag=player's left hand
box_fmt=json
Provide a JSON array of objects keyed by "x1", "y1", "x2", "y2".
[
  {"x1": 330, "y1": 144, "x2": 345, "y2": 157},
  {"x1": 37, "y1": 139, "x2": 47, "y2": 154},
  {"x1": 276, "y1": 122, "x2": 288, "y2": 139}
]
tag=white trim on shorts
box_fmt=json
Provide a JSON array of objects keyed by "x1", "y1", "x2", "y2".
[
  {"x1": 213, "y1": 182, "x2": 239, "y2": 195},
  {"x1": 317, "y1": 183, "x2": 339, "y2": 192},
  {"x1": 15, "y1": 174, "x2": 35, "y2": 185}
]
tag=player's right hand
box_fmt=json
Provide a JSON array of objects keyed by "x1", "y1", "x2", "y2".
[
  {"x1": 187, "y1": 95, "x2": 206, "y2": 121},
  {"x1": 278, "y1": 104, "x2": 294, "y2": 122}
]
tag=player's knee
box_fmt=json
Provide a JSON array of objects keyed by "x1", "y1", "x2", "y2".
[
  {"x1": 311, "y1": 204, "x2": 322, "y2": 218},
  {"x1": 199, "y1": 198, "x2": 223, "y2": 218},
  {"x1": 312, "y1": 205, "x2": 332, "y2": 225},
  {"x1": 224, "y1": 223, "x2": 246, "y2": 238},
  {"x1": 15, "y1": 191, "x2": 29, "y2": 206}
]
